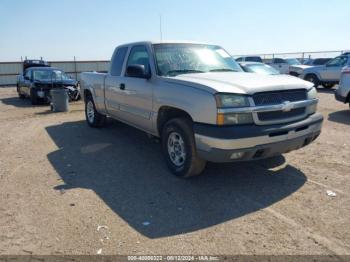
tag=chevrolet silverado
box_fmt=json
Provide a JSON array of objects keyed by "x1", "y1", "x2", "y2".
[{"x1": 81, "y1": 41, "x2": 323, "y2": 177}]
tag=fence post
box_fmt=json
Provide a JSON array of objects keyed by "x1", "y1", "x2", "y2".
[{"x1": 74, "y1": 56, "x2": 78, "y2": 80}]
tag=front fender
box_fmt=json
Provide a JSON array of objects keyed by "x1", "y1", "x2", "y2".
[{"x1": 154, "y1": 80, "x2": 218, "y2": 125}]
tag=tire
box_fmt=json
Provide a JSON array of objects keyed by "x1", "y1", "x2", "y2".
[
  {"x1": 304, "y1": 74, "x2": 320, "y2": 87},
  {"x1": 85, "y1": 95, "x2": 106, "y2": 127},
  {"x1": 322, "y1": 83, "x2": 335, "y2": 89},
  {"x1": 161, "y1": 117, "x2": 206, "y2": 178},
  {"x1": 17, "y1": 87, "x2": 25, "y2": 99},
  {"x1": 30, "y1": 89, "x2": 38, "y2": 105}
]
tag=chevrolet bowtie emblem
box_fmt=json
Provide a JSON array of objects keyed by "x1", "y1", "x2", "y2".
[{"x1": 281, "y1": 101, "x2": 294, "y2": 112}]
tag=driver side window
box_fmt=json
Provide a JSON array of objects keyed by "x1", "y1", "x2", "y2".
[{"x1": 126, "y1": 45, "x2": 150, "y2": 75}]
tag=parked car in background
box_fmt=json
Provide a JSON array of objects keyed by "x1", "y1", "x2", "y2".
[
  {"x1": 304, "y1": 58, "x2": 332, "y2": 66},
  {"x1": 17, "y1": 66, "x2": 80, "y2": 104},
  {"x1": 299, "y1": 54, "x2": 350, "y2": 89},
  {"x1": 335, "y1": 66, "x2": 350, "y2": 107},
  {"x1": 81, "y1": 41, "x2": 323, "y2": 177},
  {"x1": 239, "y1": 62, "x2": 280, "y2": 75},
  {"x1": 265, "y1": 58, "x2": 290, "y2": 74},
  {"x1": 236, "y1": 56, "x2": 263, "y2": 63},
  {"x1": 290, "y1": 58, "x2": 332, "y2": 77}
]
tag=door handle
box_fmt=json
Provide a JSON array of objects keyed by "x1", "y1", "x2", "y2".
[{"x1": 119, "y1": 83, "x2": 126, "y2": 90}]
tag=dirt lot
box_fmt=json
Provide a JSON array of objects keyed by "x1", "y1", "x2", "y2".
[{"x1": 0, "y1": 86, "x2": 349, "y2": 256}]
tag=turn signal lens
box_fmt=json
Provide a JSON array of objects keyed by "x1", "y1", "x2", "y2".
[{"x1": 217, "y1": 112, "x2": 254, "y2": 125}]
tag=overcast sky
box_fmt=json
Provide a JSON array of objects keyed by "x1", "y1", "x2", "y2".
[{"x1": 0, "y1": 0, "x2": 349, "y2": 61}]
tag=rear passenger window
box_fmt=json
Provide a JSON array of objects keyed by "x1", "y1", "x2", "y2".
[{"x1": 110, "y1": 47, "x2": 128, "y2": 76}]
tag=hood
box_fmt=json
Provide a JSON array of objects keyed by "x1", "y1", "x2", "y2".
[
  {"x1": 303, "y1": 65, "x2": 325, "y2": 72},
  {"x1": 164, "y1": 72, "x2": 313, "y2": 95},
  {"x1": 290, "y1": 65, "x2": 312, "y2": 70}
]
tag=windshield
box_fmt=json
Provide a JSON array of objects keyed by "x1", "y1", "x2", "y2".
[
  {"x1": 286, "y1": 58, "x2": 301, "y2": 65},
  {"x1": 153, "y1": 44, "x2": 243, "y2": 76},
  {"x1": 243, "y1": 64, "x2": 280, "y2": 75},
  {"x1": 33, "y1": 70, "x2": 69, "y2": 81},
  {"x1": 33, "y1": 70, "x2": 53, "y2": 81}
]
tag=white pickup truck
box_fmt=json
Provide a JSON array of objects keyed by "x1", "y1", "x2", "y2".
[{"x1": 81, "y1": 41, "x2": 323, "y2": 177}]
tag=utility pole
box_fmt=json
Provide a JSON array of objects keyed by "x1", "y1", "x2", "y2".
[{"x1": 159, "y1": 14, "x2": 163, "y2": 42}]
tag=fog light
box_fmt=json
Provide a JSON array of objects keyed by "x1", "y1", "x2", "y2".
[{"x1": 230, "y1": 151, "x2": 245, "y2": 160}]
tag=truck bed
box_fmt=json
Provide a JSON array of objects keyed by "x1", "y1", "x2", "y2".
[{"x1": 80, "y1": 72, "x2": 107, "y2": 111}]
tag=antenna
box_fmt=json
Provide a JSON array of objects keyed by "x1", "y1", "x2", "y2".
[{"x1": 159, "y1": 14, "x2": 163, "y2": 42}]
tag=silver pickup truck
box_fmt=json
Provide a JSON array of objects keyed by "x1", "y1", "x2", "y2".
[{"x1": 81, "y1": 41, "x2": 323, "y2": 177}]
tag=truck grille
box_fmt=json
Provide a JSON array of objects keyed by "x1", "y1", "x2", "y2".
[
  {"x1": 35, "y1": 83, "x2": 67, "y2": 89},
  {"x1": 253, "y1": 90, "x2": 307, "y2": 123},
  {"x1": 253, "y1": 90, "x2": 307, "y2": 106},
  {"x1": 258, "y1": 108, "x2": 305, "y2": 121}
]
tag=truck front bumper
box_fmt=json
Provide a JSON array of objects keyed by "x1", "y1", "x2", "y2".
[{"x1": 194, "y1": 113, "x2": 323, "y2": 163}]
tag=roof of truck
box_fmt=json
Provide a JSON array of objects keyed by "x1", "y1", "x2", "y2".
[{"x1": 118, "y1": 40, "x2": 216, "y2": 46}]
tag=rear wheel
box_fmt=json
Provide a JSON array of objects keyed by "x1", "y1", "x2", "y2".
[
  {"x1": 85, "y1": 95, "x2": 106, "y2": 127},
  {"x1": 322, "y1": 83, "x2": 335, "y2": 89},
  {"x1": 305, "y1": 74, "x2": 320, "y2": 87},
  {"x1": 161, "y1": 118, "x2": 206, "y2": 178}
]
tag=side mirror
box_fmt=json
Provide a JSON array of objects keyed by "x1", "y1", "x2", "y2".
[
  {"x1": 126, "y1": 64, "x2": 151, "y2": 79},
  {"x1": 24, "y1": 76, "x2": 30, "y2": 80}
]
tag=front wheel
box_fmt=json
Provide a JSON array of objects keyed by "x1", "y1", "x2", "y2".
[
  {"x1": 17, "y1": 87, "x2": 25, "y2": 99},
  {"x1": 305, "y1": 74, "x2": 320, "y2": 87},
  {"x1": 85, "y1": 95, "x2": 106, "y2": 127},
  {"x1": 161, "y1": 118, "x2": 206, "y2": 178}
]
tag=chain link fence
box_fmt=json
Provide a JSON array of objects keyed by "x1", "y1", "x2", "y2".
[{"x1": 233, "y1": 50, "x2": 349, "y2": 63}]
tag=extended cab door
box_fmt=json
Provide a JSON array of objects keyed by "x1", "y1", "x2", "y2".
[
  {"x1": 104, "y1": 46, "x2": 129, "y2": 117},
  {"x1": 320, "y1": 56, "x2": 348, "y2": 81},
  {"x1": 117, "y1": 45, "x2": 154, "y2": 132}
]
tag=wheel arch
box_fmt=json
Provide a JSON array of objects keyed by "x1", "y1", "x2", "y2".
[
  {"x1": 304, "y1": 72, "x2": 321, "y2": 80},
  {"x1": 157, "y1": 106, "x2": 194, "y2": 137}
]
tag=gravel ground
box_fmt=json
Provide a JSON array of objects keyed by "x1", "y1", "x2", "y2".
[{"x1": 0, "y1": 86, "x2": 349, "y2": 256}]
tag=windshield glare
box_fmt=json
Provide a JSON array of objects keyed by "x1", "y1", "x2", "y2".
[
  {"x1": 244, "y1": 64, "x2": 280, "y2": 75},
  {"x1": 153, "y1": 44, "x2": 242, "y2": 76}
]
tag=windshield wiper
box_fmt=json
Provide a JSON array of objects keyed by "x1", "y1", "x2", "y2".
[
  {"x1": 166, "y1": 69, "x2": 204, "y2": 76},
  {"x1": 209, "y1": 68, "x2": 238, "y2": 72}
]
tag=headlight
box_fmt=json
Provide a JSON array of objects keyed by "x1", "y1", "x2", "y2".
[
  {"x1": 295, "y1": 68, "x2": 303, "y2": 74},
  {"x1": 307, "y1": 87, "x2": 317, "y2": 99},
  {"x1": 215, "y1": 94, "x2": 253, "y2": 125},
  {"x1": 306, "y1": 87, "x2": 318, "y2": 114},
  {"x1": 215, "y1": 94, "x2": 250, "y2": 108}
]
